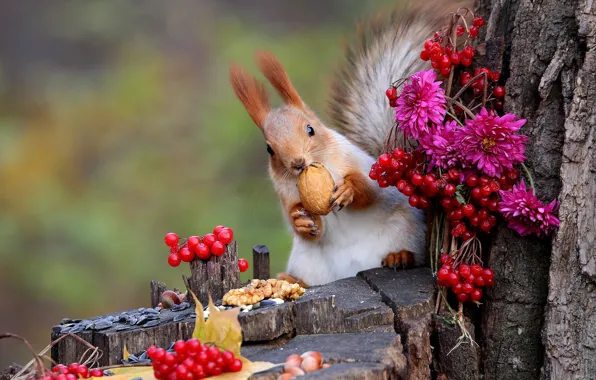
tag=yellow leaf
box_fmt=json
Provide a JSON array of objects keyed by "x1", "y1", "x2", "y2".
[
  {"x1": 122, "y1": 345, "x2": 130, "y2": 362},
  {"x1": 191, "y1": 292, "x2": 243, "y2": 358},
  {"x1": 190, "y1": 290, "x2": 206, "y2": 342},
  {"x1": 98, "y1": 365, "x2": 156, "y2": 380}
]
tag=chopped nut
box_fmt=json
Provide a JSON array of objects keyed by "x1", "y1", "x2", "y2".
[
  {"x1": 222, "y1": 278, "x2": 306, "y2": 306},
  {"x1": 222, "y1": 287, "x2": 264, "y2": 306}
]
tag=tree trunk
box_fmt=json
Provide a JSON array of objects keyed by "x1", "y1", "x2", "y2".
[
  {"x1": 542, "y1": 1, "x2": 596, "y2": 379},
  {"x1": 476, "y1": 0, "x2": 586, "y2": 379}
]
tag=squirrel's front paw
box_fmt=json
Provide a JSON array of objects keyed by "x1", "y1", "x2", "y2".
[
  {"x1": 330, "y1": 181, "x2": 354, "y2": 211},
  {"x1": 290, "y1": 209, "x2": 320, "y2": 237},
  {"x1": 382, "y1": 250, "x2": 416, "y2": 270}
]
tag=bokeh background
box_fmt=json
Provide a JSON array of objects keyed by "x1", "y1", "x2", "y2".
[{"x1": 0, "y1": 0, "x2": 397, "y2": 367}]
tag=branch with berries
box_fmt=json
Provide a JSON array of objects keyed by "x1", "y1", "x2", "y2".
[{"x1": 372, "y1": 8, "x2": 560, "y2": 345}]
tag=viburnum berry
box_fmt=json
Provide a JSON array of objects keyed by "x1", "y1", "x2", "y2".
[
  {"x1": 493, "y1": 85, "x2": 506, "y2": 98},
  {"x1": 469, "y1": 26, "x2": 479, "y2": 38},
  {"x1": 386, "y1": 87, "x2": 398, "y2": 99},
  {"x1": 195, "y1": 243, "x2": 211, "y2": 260},
  {"x1": 186, "y1": 236, "x2": 200, "y2": 251},
  {"x1": 228, "y1": 359, "x2": 243, "y2": 372},
  {"x1": 440, "y1": 67, "x2": 451, "y2": 77},
  {"x1": 168, "y1": 253, "x2": 181, "y2": 267},
  {"x1": 238, "y1": 258, "x2": 249, "y2": 273},
  {"x1": 460, "y1": 71, "x2": 471, "y2": 85},
  {"x1": 55, "y1": 375, "x2": 68, "y2": 380},
  {"x1": 186, "y1": 338, "x2": 201, "y2": 352},
  {"x1": 463, "y1": 45, "x2": 475, "y2": 58},
  {"x1": 474, "y1": 16, "x2": 486, "y2": 27},
  {"x1": 213, "y1": 225, "x2": 226, "y2": 236},
  {"x1": 494, "y1": 99, "x2": 504, "y2": 110},
  {"x1": 75, "y1": 365, "x2": 89, "y2": 379},
  {"x1": 179, "y1": 246, "x2": 194, "y2": 262},
  {"x1": 53, "y1": 365, "x2": 69, "y2": 375},
  {"x1": 490, "y1": 71, "x2": 501, "y2": 82},
  {"x1": 164, "y1": 233, "x2": 179, "y2": 247},
  {"x1": 461, "y1": 56, "x2": 472, "y2": 67},
  {"x1": 211, "y1": 241, "x2": 226, "y2": 256},
  {"x1": 456, "y1": 25, "x2": 465, "y2": 36},
  {"x1": 218, "y1": 228, "x2": 234, "y2": 245},
  {"x1": 409, "y1": 195, "x2": 420, "y2": 208},
  {"x1": 202, "y1": 233, "x2": 217, "y2": 247},
  {"x1": 90, "y1": 369, "x2": 103, "y2": 378},
  {"x1": 462, "y1": 204, "x2": 476, "y2": 217},
  {"x1": 456, "y1": 292, "x2": 469, "y2": 302}
]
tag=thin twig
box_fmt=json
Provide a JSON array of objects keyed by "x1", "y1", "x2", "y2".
[{"x1": 1, "y1": 334, "x2": 45, "y2": 378}]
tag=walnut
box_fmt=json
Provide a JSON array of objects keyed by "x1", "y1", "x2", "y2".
[
  {"x1": 222, "y1": 287, "x2": 265, "y2": 306},
  {"x1": 297, "y1": 162, "x2": 335, "y2": 215},
  {"x1": 222, "y1": 279, "x2": 306, "y2": 306},
  {"x1": 271, "y1": 280, "x2": 306, "y2": 300}
]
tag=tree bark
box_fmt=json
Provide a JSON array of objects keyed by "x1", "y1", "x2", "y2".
[
  {"x1": 542, "y1": 1, "x2": 596, "y2": 379},
  {"x1": 477, "y1": 0, "x2": 582, "y2": 379}
]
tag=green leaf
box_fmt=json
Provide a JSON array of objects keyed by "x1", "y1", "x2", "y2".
[{"x1": 455, "y1": 192, "x2": 467, "y2": 205}]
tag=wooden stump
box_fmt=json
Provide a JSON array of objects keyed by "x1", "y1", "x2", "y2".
[
  {"x1": 185, "y1": 240, "x2": 240, "y2": 305},
  {"x1": 150, "y1": 281, "x2": 167, "y2": 308},
  {"x1": 252, "y1": 244, "x2": 270, "y2": 280}
]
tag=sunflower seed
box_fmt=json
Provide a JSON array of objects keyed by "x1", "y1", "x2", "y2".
[
  {"x1": 115, "y1": 325, "x2": 131, "y2": 331},
  {"x1": 93, "y1": 320, "x2": 113, "y2": 330},
  {"x1": 143, "y1": 320, "x2": 160, "y2": 328}
]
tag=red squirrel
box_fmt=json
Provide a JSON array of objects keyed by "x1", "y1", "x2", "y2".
[{"x1": 229, "y1": 0, "x2": 473, "y2": 287}]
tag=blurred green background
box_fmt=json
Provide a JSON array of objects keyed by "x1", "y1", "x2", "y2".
[{"x1": 0, "y1": 0, "x2": 396, "y2": 368}]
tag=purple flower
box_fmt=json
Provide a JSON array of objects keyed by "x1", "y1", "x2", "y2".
[
  {"x1": 499, "y1": 180, "x2": 560, "y2": 237},
  {"x1": 456, "y1": 108, "x2": 528, "y2": 177},
  {"x1": 395, "y1": 69, "x2": 446, "y2": 139},
  {"x1": 418, "y1": 120, "x2": 462, "y2": 169}
]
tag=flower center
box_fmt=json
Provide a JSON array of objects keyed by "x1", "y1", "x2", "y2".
[{"x1": 482, "y1": 137, "x2": 496, "y2": 151}]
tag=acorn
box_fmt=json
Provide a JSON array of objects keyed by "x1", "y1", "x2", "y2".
[{"x1": 160, "y1": 290, "x2": 181, "y2": 309}]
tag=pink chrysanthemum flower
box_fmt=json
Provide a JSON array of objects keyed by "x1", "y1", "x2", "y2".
[
  {"x1": 418, "y1": 120, "x2": 462, "y2": 169},
  {"x1": 498, "y1": 179, "x2": 560, "y2": 237},
  {"x1": 456, "y1": 108, "x2": 528, "y2": 177},
  {"x1": 395, "y1": 69, "x2": 446, "y2": 139}
]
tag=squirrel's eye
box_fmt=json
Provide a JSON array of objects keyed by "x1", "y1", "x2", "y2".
[
  {"x1": 266, "y1": 144, "x2": 275, "y2": 156},
  {"x1": 306, "y1": 125, "x2": 315, "y2": 137}
]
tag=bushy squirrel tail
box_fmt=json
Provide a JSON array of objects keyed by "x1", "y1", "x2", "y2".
[{"x1": 328, "y1": 0, "x2": 476, "y2": 158}]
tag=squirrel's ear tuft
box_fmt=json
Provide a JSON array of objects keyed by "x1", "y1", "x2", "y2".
[
  {"x1": 229, "y1": 63, "x2": 270, "y2": 131},
  {"x1": 256, "y1": 51, "x2": 304, "y2": 110}
]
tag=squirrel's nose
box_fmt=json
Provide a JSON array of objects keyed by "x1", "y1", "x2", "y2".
[{"x1": 291, "y1": 158, "x2": 306, "y2": 172}]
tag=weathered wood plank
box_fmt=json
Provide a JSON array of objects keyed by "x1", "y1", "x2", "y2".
[
  {"x1": 293, "y1": 276, "x2": 394, "y2": 335},
  {"x1": 358, "y1": 267, "x2": 435, "y2": 330},
  {"x1": 242, "y1": 332, "x2": 407, "y2": 377},
  {"x1": 432, "y1": 313, "x2": 479, "y2": 380}
]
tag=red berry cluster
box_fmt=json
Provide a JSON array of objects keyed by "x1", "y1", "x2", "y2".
[
  {"x1": 419, "y1": 16, "x2": 485, "y2": 77},
  {"x1": 437, "y1": 254, "x2": 494, "y2": 303},
  {"x1": 164, "y1": 226, "x2": 234, "y2": 267},
  {"x1": 45, "y1": 364, "x2": 103, "y2": 380},
  {"x1": 442, "y1": 169, "x2": 519, "y2": 239},
  {"x1": 147, "y1": 339, "x2": 242, "y2": 380},
  {"x1": 459, "y1": 67, "x2": 505, "y2": 110}
]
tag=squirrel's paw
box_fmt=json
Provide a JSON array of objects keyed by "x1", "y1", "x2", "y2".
[
  {"x1": 330, "y1": 182, "x2": 354, "y2": 211},
  {"x1": 276, "y1": 272, "x2": 309, "y2": 288},
  {"x1": 382, "y1": 250, "x2": 416, "y2": 270},
  {"x1": 290, "y1": 209, "x2": 320, "y2": 237}
]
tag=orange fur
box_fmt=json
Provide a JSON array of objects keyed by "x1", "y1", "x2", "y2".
[
  {"x1": 276, "y1": 272, "x2": 309, "y2": 288},
  {"x1": 382, "y1": 250, "x2": 416, "y2": 269},
  {"x1": 229, "y1": 64, "x2": 270, "y2": 129},
  {"x1": 256, "y1": 51, "x2": 304, "y2": 109},
  {"x1": 288, "y1": 202, "x2": 323, "y2": 241},
  {"x1": 343, "y1": 172, "x2": 377, "y2": 209}
]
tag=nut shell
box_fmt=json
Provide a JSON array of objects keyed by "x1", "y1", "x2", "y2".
[{"x1": 297, "y1": 162, "x2": 335, "y2": 215}]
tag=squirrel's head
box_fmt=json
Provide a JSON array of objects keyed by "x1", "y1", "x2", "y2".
[{"x1": 229, "y1": 51, "x2": 332, "y2": 179}]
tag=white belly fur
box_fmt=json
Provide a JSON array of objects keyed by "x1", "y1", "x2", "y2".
[{"x1": 286, "y1": 185, "x2": 427, "y2": 286}]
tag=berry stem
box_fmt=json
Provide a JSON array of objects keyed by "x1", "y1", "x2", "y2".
[
  {"x1": 449, "y1": 71, "x2": 489, "y2": 108},
  {"x1": 445, "y1": 111, "x2": 465, "y2": 126},
  {"x1": 520, "y1": 162, "x2": 536, "y2": 190},
  {"x1": 445, "y1": 13, "x2": 459, "y2": 97},
  {"x1": 446, "y1": 97, "x2": 476, "y2": 119}
]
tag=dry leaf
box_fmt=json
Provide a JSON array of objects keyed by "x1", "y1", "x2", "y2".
[
  {"x1": 122, "y1": 345, "x2": 130, "y2": 362},
  {"x1": 191, "y1": 292, "x2": 242, "y2": 357}
]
